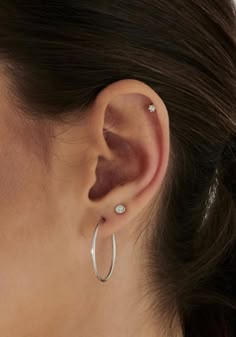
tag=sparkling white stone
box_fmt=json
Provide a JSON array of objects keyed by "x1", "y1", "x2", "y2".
[
  {"x1": 148, "y1": 104, "x2": 156, "y2": 112},
  {"x1": 115, "y1": 204, "x2": 126, "y2": 214}
]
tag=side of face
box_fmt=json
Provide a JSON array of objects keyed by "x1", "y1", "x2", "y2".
[
  {"x1": 0, "y1": 75, "x2": 170, "y2": 337},
  {"x1": 0, "y1": 84, "x2": 90, "y2": 337}
]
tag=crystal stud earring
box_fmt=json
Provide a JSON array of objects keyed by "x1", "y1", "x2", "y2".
[
  {"x1": 114, "y1": 204, "x2": 126, "y2": 214},
  {"x1": 148, "y1": 104, "x2": 156, "y2": 112}
]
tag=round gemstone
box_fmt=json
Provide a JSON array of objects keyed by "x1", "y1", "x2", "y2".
[
  {"x1": 148, "y1": 104, "x2": 156, "y2": 112},
  {"x1": 115, "y1": 204, "x2": 126, "y2": 214}
]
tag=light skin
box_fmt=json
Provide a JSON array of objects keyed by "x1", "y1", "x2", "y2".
[{"x1": 0, "y1": 75, "x2": 181, "y2": 337}]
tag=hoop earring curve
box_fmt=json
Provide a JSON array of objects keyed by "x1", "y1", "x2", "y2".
[{"x1": 90, "y1": 219, "x2": 117, "y2": 282}]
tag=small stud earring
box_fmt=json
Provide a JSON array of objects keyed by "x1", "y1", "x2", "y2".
[
  {"x1": 114, "y1": 204, "x2": 126, "y2": 214},
  {"x1": 148, "y1": 104, "x2": 156, "y2": 112}
]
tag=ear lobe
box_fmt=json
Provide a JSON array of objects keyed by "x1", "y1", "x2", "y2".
[{"x1": 84, "y1": 79, "x2": 170, "y2": 238}]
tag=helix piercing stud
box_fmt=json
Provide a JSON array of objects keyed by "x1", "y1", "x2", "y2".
[{"x1": 148, "y1": 104, "x2": 156, "y2": 112}]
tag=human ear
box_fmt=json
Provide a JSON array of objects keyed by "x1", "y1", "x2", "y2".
[{"x1": 82, "y1": 79, "x2": 170, "y2": 238}]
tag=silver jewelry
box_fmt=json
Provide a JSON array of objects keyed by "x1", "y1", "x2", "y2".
[
  {"x1": 114, "y1": 204, "x2": 126, "y2": 214},
  {"x1": 148, "y1": 104, "x2": 156, "y2": 112},
  {"x1": 91, "y1": 218, "x2": 116, "y2": 282},
  {"x1": 91, "y1": 204, "x2": 126, "y2": 282}
]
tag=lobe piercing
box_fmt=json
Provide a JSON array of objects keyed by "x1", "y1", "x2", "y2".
[{"x1": 114, "y1": 204, "x2": 126, "y2": 214}]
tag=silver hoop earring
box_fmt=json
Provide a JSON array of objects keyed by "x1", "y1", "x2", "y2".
[
  {"x1": 91, "y1": 204, "x2": 126, "y2": 282},
  {"x1": 90, "y1": 219, "x2": 116, "y2": 282}
]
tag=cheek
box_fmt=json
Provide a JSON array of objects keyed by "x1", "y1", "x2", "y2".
[
  {"x1": 0, "y1": 107, "x2": 54, "y2": 236},
  {"x1": 0, "y1": 233, "x2": 77, "y2": 337},
  {"x1": 0, "y1": 113, "x2": 50, "y2": 209},
  {"x1": 0, "y1": 106, "x2": 84, "y2": 336},
  {"x1": 0, "y1": 141, "x2": 25, "y2": 207},
  {"x1": 0, "y1": 243, "x2": 55, "y2": 336},
  {"x1": 0, "y1": 111, "x2": 72, "y2": 336},
  {"x1": 0, "y1": 145, "x2": 52, "y2": 336},
  {"x1": 0, "y1": 179, "x2": 79, "y2": 337}
]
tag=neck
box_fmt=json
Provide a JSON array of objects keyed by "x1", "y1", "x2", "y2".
[
  {"x1": 77, "y1": 228, "x2": 182, "y2": 337},
  {"x1": 55, "y1": 225, "x2": 183, "y2": 337}
]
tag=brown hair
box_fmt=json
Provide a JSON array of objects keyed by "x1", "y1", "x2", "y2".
[{"x1": 0, "y1": 1, "x2": 236, "y2": 336}]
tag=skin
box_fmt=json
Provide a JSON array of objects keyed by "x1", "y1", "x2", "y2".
[{"x1": 0, "y1": 73, "x2": 180, "y2": 337}]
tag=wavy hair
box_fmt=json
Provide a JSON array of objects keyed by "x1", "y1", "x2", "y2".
[{"x1": 0, "y1": 1, "x2": 236, "y2": 336}]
